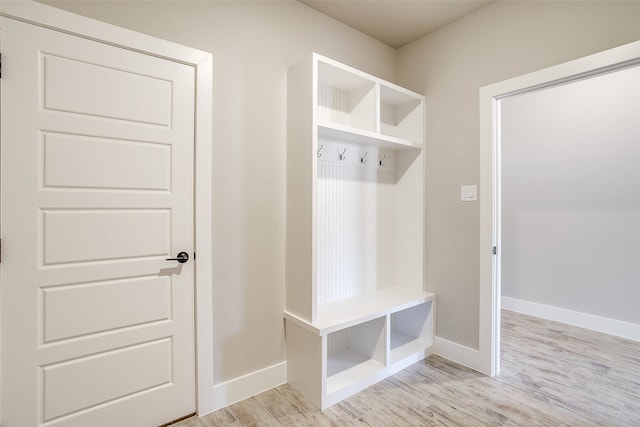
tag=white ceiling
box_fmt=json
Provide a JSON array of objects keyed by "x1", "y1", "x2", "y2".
[{"x1": 299, "y1": 0, "x2": 494, "y2": 49}]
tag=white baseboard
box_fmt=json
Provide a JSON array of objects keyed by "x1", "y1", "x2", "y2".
[
  {"x1": 502, "y1": 296, "x2": 640, "y2": 342},
  {"x1": 434, "y1": 336, "x2": 484, "y2": 373},
  {"x1": 198, "y1": 361, "x2": 287, "y2": 416}
]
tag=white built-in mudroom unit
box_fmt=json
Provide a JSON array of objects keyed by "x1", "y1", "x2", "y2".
[{"x1": 284, "y1": 53, "x2": 435, "y2": 409}]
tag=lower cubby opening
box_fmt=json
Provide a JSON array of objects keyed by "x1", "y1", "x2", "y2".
[
  {"x1": 284, "y1": 292, "x2": 435, "y2": 409},
  {"x1": 389, "y1": 302, "x2": 433, "y2": 364},
  {"x1": 326, "y1": 316, "x2": 386, "y2": 394}
]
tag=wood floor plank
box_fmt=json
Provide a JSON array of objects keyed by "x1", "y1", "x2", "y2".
[{"x1": 174, "y1": 310, "x2": 640, "y2": 426}]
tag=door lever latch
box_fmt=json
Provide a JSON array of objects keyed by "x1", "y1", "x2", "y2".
[{"x1": 166, "y1": 252, "x2": 189, "y2": 264}]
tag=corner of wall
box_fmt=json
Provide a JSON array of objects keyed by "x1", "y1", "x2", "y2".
[
  {"x1": 199, "y1": 362, "x2": 287, "y2": 416},
  {"x1": 434, "y1": 336, "x2": 486, "y2": 374}
]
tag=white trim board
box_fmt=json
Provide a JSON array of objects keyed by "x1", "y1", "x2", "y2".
[
  {"x1": 207, "y1": 362, "x2": 287, "y2": 414},
  {"x1": 434, "y1": 337, "x2": 484, "y2": 373},
  {"x1": 502, "y1": 297, "x2": 640, "y2": 343}
]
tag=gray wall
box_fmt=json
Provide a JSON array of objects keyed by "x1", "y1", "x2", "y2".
[
  {"x1": 43, "y1": 0, "x2": 640, "y2": 375},
  {"x1": 42, "y1": 0, "x2": 397, "y2": 383},
  {"x1": 501, "y1": 65, "x2": 640, "y2": 324},
  {"x1": 397, "y1": 1, "x2": 640, "y2": 348}
]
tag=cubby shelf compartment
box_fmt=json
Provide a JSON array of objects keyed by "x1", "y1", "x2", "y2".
[
  {"x1": 285, "y1": 53, "x2": 432, "y2": 410},
  {"x1": 315, "y1": 53, "x2": 424, "y2": 150},
  {"x1": 379, "y1": 84, "x2": 424, "y2": 144},
  {"x1": 390, "y1": 301, "x2": 434, "y2": 366},
  {"x1": 317, "y1": 59, "x2": 376, "y2": 134},
  {"x1": 326, "y1": 317, "x2": 386, "y2": 395},
  {"x1": 284, "y1": 288, "x2": 435, "y2": 409}
]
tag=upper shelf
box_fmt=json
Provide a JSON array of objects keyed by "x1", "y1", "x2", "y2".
[
  {"x1": 318, "y1": 122, "x2": 422, "y2": 151},
  {"x1": 315, "y1": 54, "x2": 424, "y2": 150}
]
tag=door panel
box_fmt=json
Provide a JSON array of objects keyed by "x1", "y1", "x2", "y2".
[
  {"x1": 42, "y1": 276, "x2": 171, "y2": 343},
  {"x1": 1, "y1": 17, "x2": 196, "y2": 427},
  {"x1": 42, "y1": 51, "x2": 173, "y2": 126},
  {"x1": 42, "y1": 132, "x2": 171, "y2": 191},
  {"x1": 42, "y1": 338, "x2": 172, "y2": 421},
  {"x1": 42, "y1": 209, "x2": 171, "y2": 264}
]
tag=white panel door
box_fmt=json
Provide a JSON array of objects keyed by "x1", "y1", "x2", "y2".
[{"x1": 1, "y1": 17, "x2": 196, "y2": 427}]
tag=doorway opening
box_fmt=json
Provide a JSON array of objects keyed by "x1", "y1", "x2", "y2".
[{"x1": 479, "y1": 40, "x2": 640, "y2": 375}]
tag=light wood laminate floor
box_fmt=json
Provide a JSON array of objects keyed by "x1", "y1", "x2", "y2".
[{"x1": 176, "y1": 310, "x2": 640, "y2": 426}]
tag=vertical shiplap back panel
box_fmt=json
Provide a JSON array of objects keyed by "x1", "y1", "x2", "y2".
[
  {"x1": 317, "y1": 160, "x2": 395, "y2": 304},
  {"x1": 318, "y1": 83, "x2": 349, "y2": 126}
]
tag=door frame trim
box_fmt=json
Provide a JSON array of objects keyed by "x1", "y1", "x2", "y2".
[
  {"x1": 0, "y1": 1, "x2": 215, "y2": 416},
  {"x1": 479, "y1": 39, "x2": 640, "y2": 376}
]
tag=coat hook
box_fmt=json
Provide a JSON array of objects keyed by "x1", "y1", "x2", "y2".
[
  {"x1": 379, "y1": 154, "x2": 386, "y2": 167},
  {"x1": 360, "y1": 152, "x2": 368, "y2": 164},
  {"x1": 338, "y1": 148, "x2": 347, "y2": 161},
  {"x1": 317, "y1": 144, "x2": 324, "y2": 158}
]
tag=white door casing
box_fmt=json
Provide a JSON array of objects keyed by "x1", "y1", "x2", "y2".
[
  {"x1": 0, "y1": 13, "x2": 203, "y2": 426},
  {"x1": 479, "y1": 40, "x2": 640, "y2": 377}
]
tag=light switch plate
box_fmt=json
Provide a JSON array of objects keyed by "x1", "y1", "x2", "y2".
[{"x1": 461, "y1": 185, "x2": 477, "y2": 202}]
